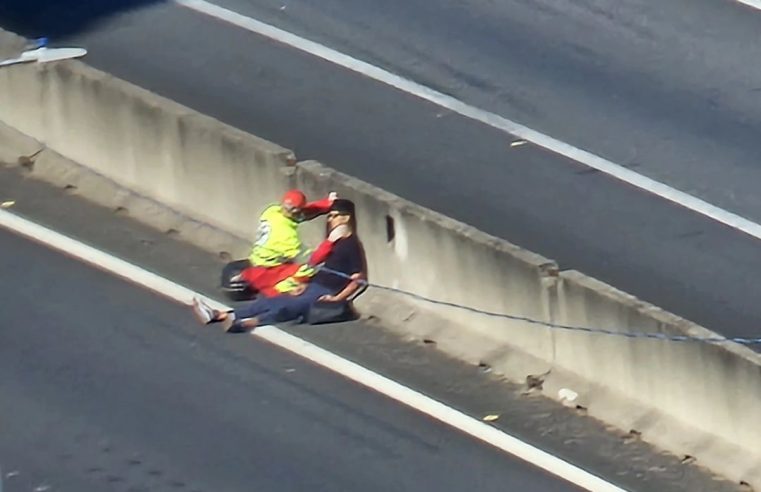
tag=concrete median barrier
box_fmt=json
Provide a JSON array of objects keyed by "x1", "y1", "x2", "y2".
[
  {"x1": 0, "y1": 40, "x2": 296, "y2": 241},
  {"x1": 550, "y1": 271, "x2": 761, "y2": 485},
  {"x1": 293, "y1": 160, "x2": 559, "y2": 378},
  {"x1": 292, "y1": 161, "x2": 761, "y2": 488},
  {"x1": 1, "y1": 27, "x2": 759, "y2": 488}
]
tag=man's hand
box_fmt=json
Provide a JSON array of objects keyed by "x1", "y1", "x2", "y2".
[{"x1": 318, "y1": 294, "x2": 339, "y2": 302}]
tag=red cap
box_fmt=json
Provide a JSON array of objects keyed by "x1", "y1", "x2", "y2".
[{"x1": 282, "y1": 189, "x2": 307, "y2": 210}]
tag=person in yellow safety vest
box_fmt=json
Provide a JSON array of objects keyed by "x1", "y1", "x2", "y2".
[{"x1": 239, "y1": 189, "x2": 336, "y2": 297}]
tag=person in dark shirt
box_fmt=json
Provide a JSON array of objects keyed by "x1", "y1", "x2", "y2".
[{"x1": 192, "y1": 199, "x2": 367, "y2": 332}]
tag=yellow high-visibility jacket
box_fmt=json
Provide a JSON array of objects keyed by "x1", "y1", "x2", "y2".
[{"x1": 248, "y1": 204, "x2": 309, "y2": 267}]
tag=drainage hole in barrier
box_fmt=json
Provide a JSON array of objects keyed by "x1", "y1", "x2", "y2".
[
  {"x1": 18, "y1": 156, "x2": 35, "y2": 172},
  {"x1": 385, "y1": 215, "x2": 395, "y2": 243}
]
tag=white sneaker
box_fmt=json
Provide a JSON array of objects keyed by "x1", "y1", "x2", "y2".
[{"x1": 191, "y1": 297, "x2": 215, "y2": 325}]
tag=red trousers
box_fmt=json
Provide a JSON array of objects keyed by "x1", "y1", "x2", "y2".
[
  {"x1": 241, "y1": 240, "x2": 335, "y2": 297},
  {"x1": 241, "y1": 263, "x2": 301, "y2": 297}
]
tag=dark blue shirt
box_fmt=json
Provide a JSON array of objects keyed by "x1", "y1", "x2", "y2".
[{"x1": 313, "y1": 235, "x2": 365, "y2": 293}]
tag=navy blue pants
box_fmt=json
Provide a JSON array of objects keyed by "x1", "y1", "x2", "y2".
[{"x1": 233, "y1": 282, "x2": 334, "y2": 326}]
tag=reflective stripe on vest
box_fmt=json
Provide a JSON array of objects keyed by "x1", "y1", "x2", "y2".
[
  {"x1": 248, "y1": 204, "x2": 305, "y2": 267},
  {"x1": 273, "y1": 263, "x2": 318, "y2": 294}
]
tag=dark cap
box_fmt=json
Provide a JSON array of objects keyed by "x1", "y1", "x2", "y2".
[{"x1": 330, "y1": 198, "x2": 355, "y2": 215}]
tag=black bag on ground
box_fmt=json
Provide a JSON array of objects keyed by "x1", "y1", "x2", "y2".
[
  {"x1": 305, "y1": 300, "x2": 358, "y2": 325},
  {"x1": 221, "y1": 259, "x2": 256, "y2": 301}
]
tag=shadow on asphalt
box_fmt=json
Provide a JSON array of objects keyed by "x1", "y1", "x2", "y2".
[{"x1": 0, "y1": 0, "x2": 165, "y2": 39}]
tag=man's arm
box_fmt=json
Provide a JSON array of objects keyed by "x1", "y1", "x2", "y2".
[
  {"x1": 302, "y1": 192, "x2": 338, "y2": 219},
  {"x1": 307, "y1": 240, "x2": 334, "y2": 266},
  {"x1": 321, "y1": 273, "x2": 365, "y2": 302}
]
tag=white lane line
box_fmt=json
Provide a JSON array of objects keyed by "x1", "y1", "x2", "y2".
[
  {"x1": 0, "y1": 208, "x2": 628, "y2": 492},
  {"x1": 735, "y1": 0, "x2": 761, "y2": 10},
  {"x1": 175, "y1": 0, "x2": 761, "y2": 243}
]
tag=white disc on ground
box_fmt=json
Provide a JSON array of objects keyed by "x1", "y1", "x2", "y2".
[
  {"x1": 0, "y1": 47, "x2": 88, "y2": 68},
  {"x1": 32, "y1": 47, "x2": 88, "y2": 64}
]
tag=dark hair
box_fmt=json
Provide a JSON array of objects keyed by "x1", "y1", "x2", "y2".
[
  {"x1": 330, "y1": 199, "x2": 355, "y2": 215},
  {"x1": 325, "y1": 199, "x2": 358, "y2": 237}
]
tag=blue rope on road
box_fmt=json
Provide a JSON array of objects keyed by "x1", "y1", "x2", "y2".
[{"x1": 316, "y1": 266, "x2": 761, "y2": 346}]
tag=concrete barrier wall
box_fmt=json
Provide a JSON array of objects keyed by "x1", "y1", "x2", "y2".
[
  {"x1": 0, "y1": 53, "x2": 295, "y2": 240},
  {"x1": 294, "y1": 161, "x2": 558, "y2": 377},
  {"x1": 293, "y1": 162, "x2": 761, "y2": 486},
  {"x1": 1, "y1": 28, "x2": 760, "y2": 486},
  {"x1": 552, "y1": 271, "x2": 761, "y2": 483}
]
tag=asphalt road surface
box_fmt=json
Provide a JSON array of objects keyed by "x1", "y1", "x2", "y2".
[
  {"x1": 0, "y1": 226, "x2": 585, "y2": 491},
  {"x1": 2, "y1": 0, "x2": 758, "y2": 344},
  {"x1": 0, "y1": 166, "x2": 745, "y2": 492},
  {"x1": 1, "y1": 3, "x2": 759, "y2": 490}
]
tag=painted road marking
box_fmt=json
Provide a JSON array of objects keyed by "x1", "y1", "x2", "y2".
[
  {"x1": 175, "y1": 0, "x2": 761, "y2": 244},
  {"x1": 0, "y1": 208, "x2": 628, "y2": 491},
  {"x1": 735, "y1": 0, "x2": 761, "y2": 10}
]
